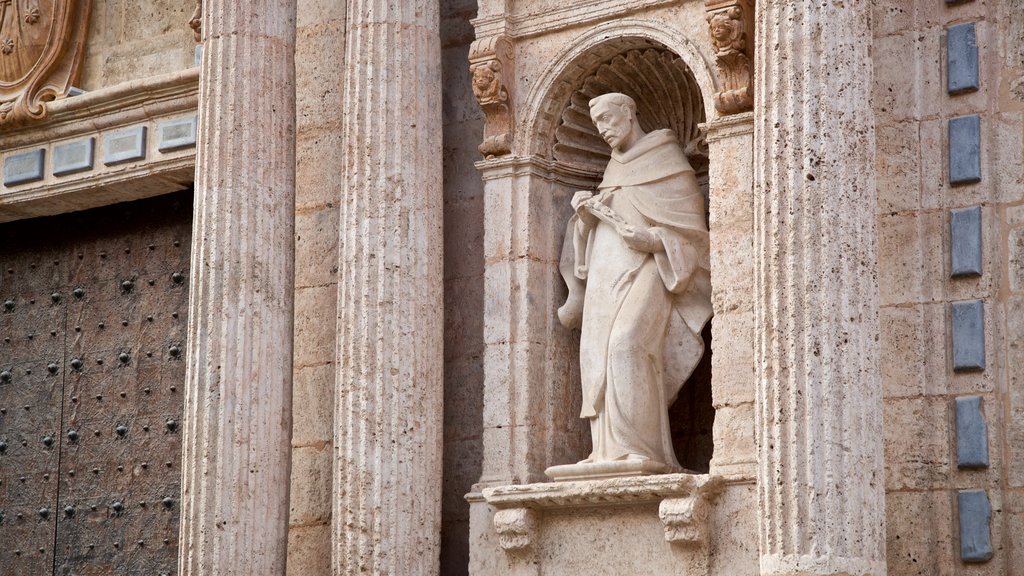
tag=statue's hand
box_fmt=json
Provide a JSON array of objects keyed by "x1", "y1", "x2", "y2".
[
  {"x1": 620, "y1": 226, "x2": 663, "y2": 253},
  {"x1": 570, "y1": 190, "x2": 594, "y2": 210},
  {"x1": 571, "y1": 190, "x2": 598, "y2": 227}
]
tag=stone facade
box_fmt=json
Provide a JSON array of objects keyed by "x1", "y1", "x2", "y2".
[{"x1": 0, "y1": 0, "x2": 1022, "y2": 575}]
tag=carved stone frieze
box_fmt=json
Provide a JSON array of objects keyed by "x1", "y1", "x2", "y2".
[
  {"x1": 469, "y1": 34, "x2": 514, "y2": 158},
  {"x1": 0, "y1": 0, "x2": 91, "y2": 126},
  {"x1": 704, "y1": 0, "x2": 753, "y2": 115}
]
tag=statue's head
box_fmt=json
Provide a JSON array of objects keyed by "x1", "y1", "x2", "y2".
[{"x1": 589, "y1": 93, "x2": 640, "y2": 152}]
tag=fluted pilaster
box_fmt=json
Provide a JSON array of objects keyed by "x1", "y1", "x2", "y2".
[
  {"x1": 332, "y1": 1, "x2": 443, "y2": 574},
  {"x1": 179, "y1": 2, "x2": 296, "y2": 575},
  {"x1": 753, "y1": 2, "x2": 886, "y2": 574}
]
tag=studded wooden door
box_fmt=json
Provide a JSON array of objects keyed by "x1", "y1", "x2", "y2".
[{"x1": 0, "y1": 191, "x2": 192, "y2": 576}]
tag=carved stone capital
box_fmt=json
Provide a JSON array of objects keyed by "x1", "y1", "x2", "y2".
[
  {"x1": 704, "y1": 0, "x2": 754, "y2": 115},
  {"x1": 469, "y1": 34, "x2": 514, "y2": 158},
  {"x1": 0, "y1": 1, "x2": 92, "y2": 127},
  {"x1": 493, "y1": 508, "x2": 539, "y2": 553},
  {"x1": 659, "y1": 495, "x2": 711, "y2": 547}
]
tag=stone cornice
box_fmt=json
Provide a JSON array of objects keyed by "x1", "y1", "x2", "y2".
[
  {"x1": 471, "y1": 0, "x2": 679, "y2": 40},
  {"x1": 0, "y1": 68, "x2": 199, "y2": 223},
  {"x1": 481, "y1": 473, "x2": 722, "y2": 510}
]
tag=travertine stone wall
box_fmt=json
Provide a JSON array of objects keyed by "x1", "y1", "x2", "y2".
[
  {"x1": 872, "y1": 0, "x2": 1024, "y2": 573},
  {"x1": 180, "y1": 1, "x2": 296, "y2": 574},
  {"x1": 286, "y1": 1, "x2": 347, "y2": 575},
  {"x1": 754, "y1": 1, "x2": 886, "y2": 574},
  {"x1": 332, "y1": 0, "x2": 444, "y2": 574},
  {"x1": 80, "y1": 1, "x2": 196, "y2": 90}
]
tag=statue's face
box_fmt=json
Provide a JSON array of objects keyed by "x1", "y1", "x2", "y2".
[
  {"x1": 591, "y1": 101, "x2": 633, "y2": 151},
  {"x1": 710, "y1": 17, "x2": 732, "y2": 42}
]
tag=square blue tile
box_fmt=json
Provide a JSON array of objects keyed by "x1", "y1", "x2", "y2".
[
  {"x1": 103, "y1": 126, "x2": 147, "y2": 166},
  {"x1": 952, "y1": 300, "x2": 985, "y2": 371},
  {"x1": 53, "y1": 137, "x2": 95, "y2": 177},
  {"x1": 958, "y1": 490, "x2": 993, "y2": 563},
  {"x1": 949, "y1": 115, "x2": 981, "y2": 185},
  {"x1": 947, "y1": 23, "x2": 979, "y2": 94},
  {"x1": 950, "y1": 206, "x2": 982, "y2": 277},
  {"x1": 955, "y1": 396, "x2": 989, "y2": 469},
  {"x1": 3, "y1": 148, "x2": 45, "y2": 186}
]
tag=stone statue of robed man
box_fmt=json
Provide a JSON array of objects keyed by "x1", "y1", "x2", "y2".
[{"x1": 549, "y1": 92, "x2": 712, "y2": 480}]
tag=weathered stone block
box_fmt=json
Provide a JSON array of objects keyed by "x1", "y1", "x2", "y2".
[
  {"x1": 958, "y1": 489, "x2": 993, "y2": 563},
  {"x1": 949, "y1": 115, "x2": 981, "y2": 185},
  {"x1": 952, "y1": 299, "x2": 985, "y2": 371},
  {"x1": 102, "y1": 125, "x2": 147, "y2": 166},
  {"x1": 885, "y1": 490, "x2": 955, "y2": 575},
  {"x1": 157, "y1": 116, "x2": 198, "y2": 152},
  {"x1": 288, "y1": 444, "x2": 332, "y2": 525},
  {"x1": 956, "y1": 395, "x2": 989, "y2": 469},
  {"x1": 3, "y1": 148, "x2": 45, "y2": 186},
  {"x1": 884, "y1": 397, "x2": 951, "y2": 490},
  {"x1": 950, "y1": 206, "x2": 982, "y2": 277},
  {"x1": 52, "y1": 138, "x2": 95, "y2": 177},
  {"x1": 947, "y1": 23, "x2": 979, "y2": 94}
]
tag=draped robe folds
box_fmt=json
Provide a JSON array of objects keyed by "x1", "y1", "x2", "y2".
[{"x1": 560, "y1": 129, "x2": 712, "y2": 469}]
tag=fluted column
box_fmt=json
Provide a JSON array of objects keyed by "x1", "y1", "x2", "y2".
[
  {"x1": 179, "y1": 2, "x2": 296, "y2": 575},
  {"x1": 332, "y1": 1, "x2": 443, "y2": 575},
  {"x1": 753, "y1": 2, "x2": 886, "y2": 575}
]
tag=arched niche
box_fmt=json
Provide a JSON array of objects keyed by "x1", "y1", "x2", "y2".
[{"x1": 546, "y1": 41, "x2": 715, "y2": 473}]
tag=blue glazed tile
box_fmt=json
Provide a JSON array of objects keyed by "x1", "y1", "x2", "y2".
[
  {"x1": 948, "y1": 23, "x2": 979, "y2": 94},
  {"x1": 955, "y1": 396, "x2": 989, "y2": 469},
  {"x1": 950, "y1": 206, "x2": 982, "y2": 277},
  {"x1": 949, "y1": 115, "x2": 981, "y2": 185},
  {"x1": 103, "y1": 126, "x2": 147, "y2": 166},
  {"x1": 53, "y1": 138, "x2": 95, "y2": 177},
  {"x1": 958, "y1": 490, "x2": 993, "y2": 563},
  {"x1": 3, "y1": 149, "x2": 45, "y2": 186},
  {"x1": 952, "y1": 300, "x2": 985, "y2": 371}
]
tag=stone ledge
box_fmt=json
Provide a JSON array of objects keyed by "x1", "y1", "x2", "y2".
[
  {"x1": 0, "y1": 69, "x2": 199, "y2": 223},
  {"x1": 481, "y1": 473, "x2": 723, "y2": 552}
]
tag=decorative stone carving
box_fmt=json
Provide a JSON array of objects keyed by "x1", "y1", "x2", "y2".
[
  {"x1": 0, "y1": 0, "x2": 91, "y2": 126},
  {"x1": 704, "y1": 1, "x2": 753, "y2": 115},
  {"x1": 189, "y1": 0, "x2": 202, "y2": 42},
  {"x1": 492, "y1": 508, "x2": 538, "y2": 553},
  {"x1": 549, "y1": 93, "x2": 712, "y2": 481},
  {"x1": 659, "y1": 495, "x2": 710, "y2": 546},
  {"x1": 469, "y1": 34, "x2": 513, "y2": 158}
]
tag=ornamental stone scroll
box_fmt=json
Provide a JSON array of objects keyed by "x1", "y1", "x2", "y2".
[{"x1": 469, "y1": 34, "x2": 514, "y2": 158}]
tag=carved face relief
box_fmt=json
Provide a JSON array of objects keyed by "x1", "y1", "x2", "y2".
[
  {"x1": 707, "y1": 11, "x2": 742, "y2": 52},
  {"x1": 590, "y1": 100, "x2": 633, "y2": 151},
  {"x1": 471, "y1": 62, "x2": 500, "y2": 101}
]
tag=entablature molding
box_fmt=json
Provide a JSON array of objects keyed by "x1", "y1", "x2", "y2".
[{"x1": 0, "y1": 68, "x2": 199, "y2": 224}]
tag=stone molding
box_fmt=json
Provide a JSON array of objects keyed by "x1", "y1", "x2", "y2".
[
  {"x1": 472, "y1": 0, "x2": 676, "y2": 39},
  {"x1": 0, "y1": 68, "x2": 199, "y2": 223},
  {"x1": 703, "y1": 0, "x2": 754, "y2": 115},
  {"x1": 469, "y1": 34, "x2": 515, "y2": 158},
  {"x1": 482, "y1": 474, "x2": 723, "y2": 551},
  {"x1": 0, "y1": 0, "x2": 92, "y2": 127}
]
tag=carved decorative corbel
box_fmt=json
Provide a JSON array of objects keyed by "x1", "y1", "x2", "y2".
[
  {"x1": 659, "y1": 495, "x2": 711, "y2": 547},
  {"x1": 704, "y1": 0, "x2": 754, "y2": 115},
  {"x1": 0, "y1": 0, "x2": 92, "y2": 126},
  {"x1": 189, "y1": 0, "x2": 202, "y2": 42},
  {"x1": 493, "y1": 507, "x2": 538, "y2": 553},
  {"x1": 469, "y1": 34, "x2": 514, "y2": 158}
]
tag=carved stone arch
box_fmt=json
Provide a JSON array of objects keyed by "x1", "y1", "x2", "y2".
[{"x1": 519, "y1": 19, "x2": 719, "y2": 162}]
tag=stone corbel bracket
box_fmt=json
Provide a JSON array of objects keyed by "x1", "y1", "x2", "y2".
[
  {"x1": 482, "y1": 473, "x2": 723, "y2": 554},
  {"x1": 704, "y1": 0, "x2": 754, "y2": 115},
  {"x1": 469, "y1": 34, "x2": 515, "y2": 158}
]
